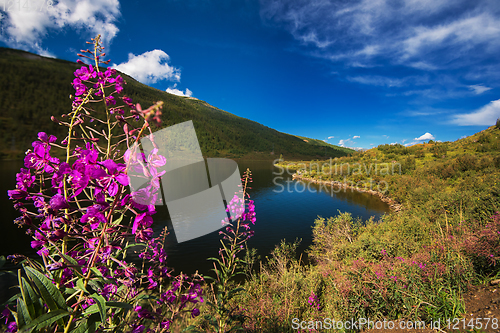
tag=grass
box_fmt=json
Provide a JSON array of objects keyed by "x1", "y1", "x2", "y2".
[{"x1": 208, "y1": 125, "x2": 500, "y2": 332}]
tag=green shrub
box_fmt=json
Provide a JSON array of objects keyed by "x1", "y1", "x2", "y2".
[
  {"x1": 455, "y1": 154, "x2": 477, "y2": 172},
  {"x1": 308, "y1": 212, "x2": 364, "y2": 263},
  {"x1": 431, "y1": 143, "x2": 448, "y2": 158}
]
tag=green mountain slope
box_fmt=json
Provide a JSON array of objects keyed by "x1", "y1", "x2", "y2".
[{"x1": 0, "y1": 47, "x2": 352, "y2": 160}]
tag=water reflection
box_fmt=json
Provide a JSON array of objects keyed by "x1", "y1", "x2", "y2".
[{"x1": 0, "y1": 159, "x2": 391, "y2": 279}]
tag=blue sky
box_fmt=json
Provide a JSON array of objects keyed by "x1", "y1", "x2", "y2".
[{"x1": 1, "y1": 0, "x2": 500, "y2": 150}]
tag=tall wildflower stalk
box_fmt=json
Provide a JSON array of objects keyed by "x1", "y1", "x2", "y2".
[
  {"x1": 205, "y1": 168, "x2": 256, "y2": 332},
  {"x1": 4, "y1": 35, "x2": 206, "y2": 333}
]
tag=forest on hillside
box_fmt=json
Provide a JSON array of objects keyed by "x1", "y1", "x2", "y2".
[{"x1": 0, "y1": 47, "x2": 352, "y2": 160}]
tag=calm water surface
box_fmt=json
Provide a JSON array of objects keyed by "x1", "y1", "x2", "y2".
[{"x1": 0, "y1": 159, "x2": 390, "y2": 277}]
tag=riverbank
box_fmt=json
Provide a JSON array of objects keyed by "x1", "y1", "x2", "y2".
[{"x1": 290, "y1": 173, "x2": 403, "y2": 213}]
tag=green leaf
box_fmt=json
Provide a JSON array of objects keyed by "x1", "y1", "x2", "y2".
[
  {"x1": 16, "y1": 298, "x2": 31, "y2": 330},
  {"x1": 20, "y1": 309, "x2": 69, "y2": 332},
  {"x1": 112, "y1": 214, "x2": 124, "y2": 226},
  {"x1": 61, "y1": 254, "x2": 83, "y2": 277},
  {"x1": 90, "y1": 267, "x2": 102, "y2": 277},
  {"x1": 25, "y1": 266, "x2": 67, "y2": 311},
  {"x1": 20, "y1": 277, "x2": 38, "y2": 319},
  {"x1": 70, "y1": 315, "x2": 100, "y2": 333},
  {"x1": 76, "y1": 278, "x2": 88, "y2": 293},
  {"x1": 87, "y1": 279, "x2": 103, "y2": 293},
  {"x1": 124, "y1": 243, "x2": 146, "y2": 250},
  {"x1": 64, "y1": 288, "x2": 81, "y2": 303},
  {"x1": 90, "y1": 293, "x2": 107, "y2": 323},
  {"x1": 0, "y1": 255, "x2": 6, "y2": 268},
  {"x1": 83, "y1": 304, "x2": 99, "y2": 316},
  {"x1": 2, "y1": 293, "x2": 21, "y2": 306},
  {"x1": 227, "y1": 287, "x2": 245, "y2": 299}
]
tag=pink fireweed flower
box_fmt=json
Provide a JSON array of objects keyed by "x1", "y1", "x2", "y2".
[
  {"x1": 191, "y1": 308, "x2": 200, "y2": 318},
  {"x1": 147, "y1": 148, "x2": 167, "y2": 168},
  {"x1": 72, "y1": 77, "x2": 88, "y2": 96},
  {"x1": 49, "y1": 194, "x2": 69, "y2": 211},
  {"x1": 81, "y1": 205, "x2": 107, "y2": 230},
  {"x1": 132, "y1": 212, "x2": 154, "y2": 235},
  {"x1": 105, "y1": 95, "x2": 116, "y2": 106},
  {"x1": 94, "y1": 159, "x2": 129, "y2": 196},
  {"x1": 74, "y1": 64, "x2": 97, "y2": 81},
  {"x1": 222, "y1": 195, "x2": 245, "y2": 225},
  {"x1": 308, "y1": 291, "x2": 320, "y2": 310}
]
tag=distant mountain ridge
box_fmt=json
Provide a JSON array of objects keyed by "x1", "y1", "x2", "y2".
[{"x1": 0, "y1": 47, "x2": 353, "y2": 160}]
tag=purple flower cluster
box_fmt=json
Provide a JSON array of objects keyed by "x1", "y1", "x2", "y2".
[
  {"x1": 220, "y1": 194, "x2": 257, "y2": 242},
  {"x1": 308, "y1": 291, "x2": 321, "y2": 310},
  {"x1": 5, "y1": 36, "x2": 201, "y2": 333}
]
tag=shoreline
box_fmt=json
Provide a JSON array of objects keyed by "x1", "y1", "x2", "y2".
[{"x1": 290, "y1": 173, "x2": 402, "y2": 213}]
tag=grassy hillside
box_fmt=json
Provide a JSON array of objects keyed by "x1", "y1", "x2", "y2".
[
  {"x1": 0, "y1": 47, "x2": 352, "y2": 160},
  {"x1": 222, "y1": 126, "x2": 500, "y2": 331}
]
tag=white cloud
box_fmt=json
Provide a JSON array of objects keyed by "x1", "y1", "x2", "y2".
[
  {"x1": 166, "y1": 84, "x2": 193, "y2": 97},
  {"x1": 468, "y1": 84, "x2": 492, "y2": 95},
  {"x1": 113, "y1": 50, "x2": 181, "y2": 85},
  {"x1": 0, "y1": 0, "x2": 120, "y2": 52},
  {"x1": 414, "y1": 132, "x2": 435, "y2": 141},
  {"x1": 260, "y1": 0, "x2": 500, "y2": 72},
  {"x1": 327, "y1": 136, "x2": 335, "y2": 139},
  {"x1": 450, "y1": 99, "x2": 500, "y2": 126},
  {"x1": 348, "y1": 76, "x2": 406, "y2": 87},
  {"x1": 353, "y1": 135, "x2": 360, "y2": 139},
  {"x1": 338, "y1": 137, "x2": 361, "y2": 149},
  {"x1": 403, "y1": 106, "x2": 452, "y2": 117}
]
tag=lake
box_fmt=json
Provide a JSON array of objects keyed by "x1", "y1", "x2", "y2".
[{"x1": 0, "y1": 159, "x2": 390, "y2": 278}]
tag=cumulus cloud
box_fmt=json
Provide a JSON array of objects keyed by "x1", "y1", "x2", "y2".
[
  {"x1": 166, "y1": 84, "x2": 193, "y2": 97},
  {"x1": 353, "y1": 135, "x2": 360, "y2": 139},
  {"x1": 338, "y1": 137, "x2": 361, "y2": 149},
  {"x1": 0, "y1": 0, "x2": 120, "y2": 52},
  {"x1": 414, "y1": 132, "x2": 435, "y2": 141},
  {"x1": 260, "y1": 0, "x2": 500, "y2": 72},
  {"x1": 468, "y1": 84, "x2": 492, "y2": 95},
  {"x1": 450, "y1": 99, "x2": 500, "y2": 126},
  {"x1": 327, "y1": 136, "x2": 335, "y2": 139},
  {"x1": 113, "y1": 50, "x2": 181, "y2": 85}
]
